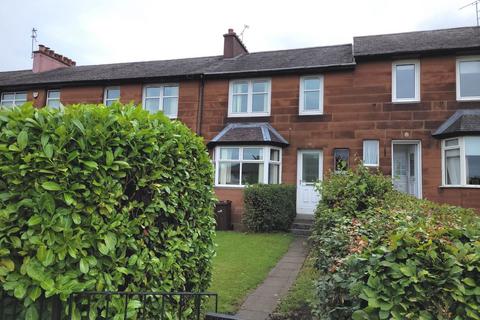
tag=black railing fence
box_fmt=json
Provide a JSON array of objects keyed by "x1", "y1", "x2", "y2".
[{"x1": 0, "y1": 290, "x2": 218, "y2": 320}]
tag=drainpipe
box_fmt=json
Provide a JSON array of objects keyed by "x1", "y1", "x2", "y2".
[{"x1": 196, "y1": 74, "x2": 205, "y2": 136}]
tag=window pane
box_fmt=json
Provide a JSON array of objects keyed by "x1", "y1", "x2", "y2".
[
  {"x1": 164, "y1": 86, "x2": 179, "y2": 97},
  {"x1": 243, "y1": 148, "x2": 263, "y2": 160},
  {"x1": 304, "y1": 91, "x2": 320, "y2": 110},
  {"x1": 233, "y1": 82, "x2": 248, "y2": 94},
  {"x1": 220, "y1": 148, "x2": 239, "y2": 160},
  {"x1": 48, "y1": 91, "x2": 60, "y2": 99},
  {"x1": 396, "y1": 64, "x2": 416, "y2": 99},
  {"x1": 2, "y1": 93, "x2": 14, "y2": 101},
  {"x1": 363, "y1": 140, "x2": 379, "y2": 165},
  {"x1": 304, "y1": 78, "x2": 321, "y2": 90},
  {"x1": 460, "y1": 61, "x2": 480, "y2": 97},
  {"x1": 445, "y1": 139, "x2": 459, "y2": 147},
  {"x1": 146, "y1": 87, "x2": 161, "y2": 97},
  {"x1": 252, "y1": 81, "x2": 267, "y2": 93},
  {"x1": 241, "y1": 163, "x2": 264, "y2": 185},
  {"x1": 270, "y1": 149, "x2": 280, "y2": 161},
  {"x1": 252, "y1": 93, "x2": 267, "y2": 112},
  {"x1": 163, "y1": 97, "x2": 178, "y2": 116},
  {"x1": 15, "y1": 93, "x2": 27, "y2": 101},
  {"x1": 334, "y1": 149, "x2": 349, "y2": 171},
  {"x1": 467, "y1": 156, "x2": 480, "y2": 185},
  {"x1": 1, "y1": 101, "x2": 14, "y2": 106},
  {"x1": 445, "y1": 149, "x2": 461, "y2": 185},
  {"x1": 47, "y1": 99, "x2": 61, "y2": 109},
  {"x1": 218, "y1": 162, "x2": 240, "y2": 185},
  {"x1": 145, "y1": 98, "x2": 160, "y2": 113},
  {"x1": 106, "y1": 88, "x2": 120, "y2": 100},
  {"x1": 302, "y1": 153, "x2": 319, "y2": 183},
  {"x1": 232, "y1": 94, "x2": 248, "y2": 113},
  {"x1": 269, "y1": 163, "x2": 280, "y2": 184}
]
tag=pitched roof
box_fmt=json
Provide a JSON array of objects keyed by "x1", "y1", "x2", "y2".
[
  {"x1": 0, "y1": 44, "x2": 354, "y2": 88},
  {"x1": 433, "y1": 109, "x2": 480, "y2": 138},
  {"x1": 354, "y1": 26, "x2": 480, "y2": 58},
  {"x1": 207, "y1": 123, "x2": 289, "y2": 147}
]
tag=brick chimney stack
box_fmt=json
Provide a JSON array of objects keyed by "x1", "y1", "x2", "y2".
[
  {"x1": 32, "y1": 44, "x2": 76, "y2": 73},
  {"x1": 223, "y1": 28, "x2": 248, "y2": 59}
]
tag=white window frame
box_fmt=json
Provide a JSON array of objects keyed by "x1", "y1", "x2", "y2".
[
  {"x1": 441, "y1": 136, "x2": 480, "y2": 188},
  {"x1": 228, "y1": 79, "x2": 271, "y2": 117},
  {"x1": 46, "y1": 90, "x2": 61, "y2": 108},
  {"x1": 392, "y1": 60, "x2": 420, "y2": 103},
  {"x1": 299, "y1": 75, "x2": 324, "y2": 115},
  {"x1": 104, "y1": 86, "x2": 120, "y2": 106},
  {"x1": 142, "y1": 83, "x2": 179, "y2": 119},
  {"x1": 0, "y1": 91, "x2": 27, "y2": 106},
  {"x1": 362, "y1": 140, "x2": 380, "y2": 167},
  {"x1": 214, "y1": 145, "x2": 282, "y2": 187},
  {"x1": 456, "y1": 56, "x2": 480, "y2": 101}
]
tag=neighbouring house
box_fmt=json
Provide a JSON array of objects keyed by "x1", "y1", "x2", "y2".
[{"x1": 1, "y1": 27, "x2": 480, "y2": 228}]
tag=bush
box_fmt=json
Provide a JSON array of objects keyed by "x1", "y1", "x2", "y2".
[
  {"x1": 0, "y1": 103, "x2": 216, "y2": 318},
  {"x1": 243, "y1": 184, "x2": 296, "y2": 232},
  {"x1": 311, "y1": 164, "x2": 480, "y2": 319}
]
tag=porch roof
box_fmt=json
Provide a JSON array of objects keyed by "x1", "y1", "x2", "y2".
[
  {"x1": 207, "y1": 123, "x2": 289, "y2": 148},
  {"x1": 432, "y1": 109, "x2": 480, "y2": 139}
]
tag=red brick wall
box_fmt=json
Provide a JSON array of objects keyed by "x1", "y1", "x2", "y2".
[{"x1": 203, "y1": 56, "x2": 480, "y2": 224}]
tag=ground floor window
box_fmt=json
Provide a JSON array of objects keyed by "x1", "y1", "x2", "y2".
[
  {"x1": 442, "y1": 136, "x2": 480, "y2": 186},
  {"x1": 215, "y1": 146, "x2": 281, "y2": 186}
]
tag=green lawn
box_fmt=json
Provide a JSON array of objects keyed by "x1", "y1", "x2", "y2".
[{"x1": 209, "y1": 231, "x2": 294, "y2": 314}]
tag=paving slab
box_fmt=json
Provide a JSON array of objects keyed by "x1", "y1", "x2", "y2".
[{"x1": 235, "y1": 237, "x2": 308, "y2": 320}]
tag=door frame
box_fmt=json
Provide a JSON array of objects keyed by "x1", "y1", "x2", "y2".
[
  {"x1": 296, "y1": 149, "x2": 323, "y2": 214},
  {"x1": 391, "y1": 140, "x2": 422, "y2": 198}
]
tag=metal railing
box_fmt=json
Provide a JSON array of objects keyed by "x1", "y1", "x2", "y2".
[{"x1": 1, "y1": 290, "x2": 218, "y2": 320}]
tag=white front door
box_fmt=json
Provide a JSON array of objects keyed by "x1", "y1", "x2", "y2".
[
  {"x1": 297, "y1": 150, "x2": 323, "y2": 215},
  {"x1": 392, "y1": 142, "x2": 422, "y2": 198}
]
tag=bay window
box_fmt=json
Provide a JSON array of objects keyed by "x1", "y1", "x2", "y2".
[
  {"x1": 228, "y1": 79, "x2": 271, "y2": 117},
  {"x1": 442, "y1": 136, "x2": 480, "y2": 186},
  {"x1": 215, "y1": 146, "x2": 281, "y2": 186}
]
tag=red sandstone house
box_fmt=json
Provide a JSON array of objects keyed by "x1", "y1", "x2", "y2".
[{"x1": 1, "y1": 27, "x2": 480, "y2": 228}]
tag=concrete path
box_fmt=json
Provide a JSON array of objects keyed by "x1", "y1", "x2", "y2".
[{"x1": 236, "y1": 237, "x2": 308, "y2": 320}]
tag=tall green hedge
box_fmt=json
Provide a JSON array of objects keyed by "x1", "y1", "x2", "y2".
[
  {"x1": 0, "y1": 103, "x2": 216, "y2": 318},
  {"x1": 243, "y1": 184, "x2": 296, "y2": 232},
  {"x1": 311, "y1": 165, "x2": 480, "y2": 319}
]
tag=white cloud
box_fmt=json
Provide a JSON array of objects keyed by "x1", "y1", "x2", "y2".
[{"x1": 0, "y1": 0, "x2": 477, "y2": 71}]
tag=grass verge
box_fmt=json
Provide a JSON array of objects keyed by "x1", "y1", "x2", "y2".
[{"x1": 209, "y1": 231, "x2": 294, "y2": 314}]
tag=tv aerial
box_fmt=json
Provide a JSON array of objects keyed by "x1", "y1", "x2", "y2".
[{"x1": 460, "y1": 0, "x2": 480, "y2": 26}]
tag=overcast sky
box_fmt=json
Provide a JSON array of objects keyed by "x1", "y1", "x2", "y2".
[{"x1": 0, "y1": 0, "x2": 478, "y2": 71}]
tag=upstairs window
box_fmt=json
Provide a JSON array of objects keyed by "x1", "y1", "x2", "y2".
[
  {"x1": 228, "y1": 79, "x2": 271, "y2": 117},
  {"x1": 363, "y1": 140, "x2": 379, "y2": 167},
  {"x1": 442, "y1": 136, "x2": 480, "y2": 187},
  {"x1": 143, "y1": 84, "x2": 179, "y2": 118},
  {"x1": 299, "y1": 75, "x2": 324, "y2": 115},
  {"x1": 392, "y1": 60, "x2": 420, "y2": 103},
  {"x1": 46, "y1": 90, "x2": 61, "y2": 109},
  {"x1": 0, "y1": 92, "x2": 27, "y2": 107},
  {"x1": 104, "y1": 87, "x2": 120, "y2": 106},
  {"x1": 215, "y1": 146, "x2": 281, "y2": 186},
  {"x1": 457, "y1": 57, "x2": 480, "y2": 101}
]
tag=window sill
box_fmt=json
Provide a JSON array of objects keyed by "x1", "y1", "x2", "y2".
[
  {"x1": 215, "y1": 185, "x2": 245, "y2": 189},
  {"x1": 439, "y1": 185, "x2": 480, "y2": 189},
  {"x1": 299, "y1": 111, "x2": 324, "y2": 116},
  {"x1": 227, "y1": 113, "x2": 271, "y2": 118},
  {"x1": 457, "y1": 97, "x2": 480, "y2": 102},
  {"x1": 391, "y1": 99, "x2": 421, "y2": 104}
]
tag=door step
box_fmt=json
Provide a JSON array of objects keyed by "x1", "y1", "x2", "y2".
[{"x1": 290, "y1": 216, "x2": 314, "y2": 236}]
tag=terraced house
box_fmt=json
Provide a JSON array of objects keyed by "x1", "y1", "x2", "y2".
[{"x1": 1, "y1": 26, "x2": 480, "y2": 228}]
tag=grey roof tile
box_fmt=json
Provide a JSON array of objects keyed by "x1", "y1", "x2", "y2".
[
  {"x1": 0, "y1": 45, "x2": 354, "y2": 88},
  {"x1": 354, "y1": 26, "x2": 480, "y2": 58},
  {"x1": 433, "y1": 109, "x2": 480, "y2": 138},
  {"x1": 207, "y1": 123, "x2": 289, "y2": 147}
]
